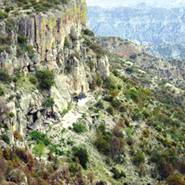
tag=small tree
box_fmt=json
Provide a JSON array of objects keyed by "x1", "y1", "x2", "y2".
[
  {"x1": 36, "y1": 70, "x2": 55, "y2": 90},
  {"x1": 133, "y1": 151, "x2": 145, "y2": 166},
  {"x1": 72, "y1": 121, "x2": 87, "y2": 134},
  {"x1": 32, "y1": 143, "x2": 45, "y2": 159},
  {"x1": 72, "y1": 146, "x2": 89, "y2": 169},
  {"x1": 42, "y1": 97, "x2": 54, "y2": 108}
]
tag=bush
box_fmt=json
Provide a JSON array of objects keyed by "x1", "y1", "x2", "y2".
[
  {"x1": 36, "y1": 70, "x2": 55, "y2": 90},
  {"x1": 106, "y1": 106, "x2": 115, "y2": 116},
  {"x1": 95, "y1": 124, "x2": 124, "y2": 159},
  {"x1": 133, "y1": 151, "x2": 145, "y2": 166},
  {"x1": 95, "y1": 101, "x2": 104, "y2": 109},
  {"x1": 42, "y1": 97, "x2": 54, "y2": 108},
  {"x1": 72, "y1": 146, "x2": 89, "y2": 169},
  {"x1": 17, "y1": 35, "x2": 27, "y2": 45},
  {"x1": 1, "y1": 134, "x2": 10, "y2": 144},
  {"x1": 17, "y1": 35, "x2": 35, "y2": 58},
  {"x1": 0, "y1": 11, "x2": 8, "y2": 20},
  {"x1": 83, "y1": 29, "x2": 94, "y2": 37},
  {"x1": 0, "y1": 69, "x2": 11, "y2": 83},
  {"x1": 111, "y1": 167, "x2": 126, "y2": 179},
  {"x1": 29, "y1": 131, "x2": 51, "y2": 146},
  {"x1": 0, "y1": 87, "x2": 5, "y2": 96},
  {"x1": 104, "y1": 76, "x2": 117, "y2": 90},
  {"x1": 95, "y1": 126, "x2": 111, "y2": 155},
  {"x1": 72, "y1": 121, "x2": 87, "y2": 134},
  {"x1": 29, "y1": 75, "x2": 38, "y2": 85},
  {"x1": 126, "y1": 87, "x2": 139, "y2": 102},
  {"x1": 132, "y1": 108, "x2": 143, "y2": 121},
  {"x1": 96, "y1": 74, "x2": 103, "y2": 87},
  {"x1": 32, "y1": 143, "x2": 45, "y2": 158},
  {"x1": 111, "y1": 98, "x2": 122, "y2": 109}
]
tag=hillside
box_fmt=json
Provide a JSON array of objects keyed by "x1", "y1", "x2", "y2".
[
  {"x1": 97, "y1": 37, "x2": 185, "y2": 90},
  {"x1": 88, "y1": 6, "x2": 185, "y2": 59},
  {"x1": 0, "y1": 1, "x2": 184, "y2": 185}
]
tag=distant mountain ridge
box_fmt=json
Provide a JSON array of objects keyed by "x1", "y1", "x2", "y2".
[{"x1": 88, "y1": 5, "x2": 185, "y2": 59}]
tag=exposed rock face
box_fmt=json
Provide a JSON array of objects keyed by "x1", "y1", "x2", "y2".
[
  {"x1": 0, "y1": 0, "x2": 110, "y2": 139},
  {"x1": 17, "y1": 0, "x2": 86, "y2": 62}
]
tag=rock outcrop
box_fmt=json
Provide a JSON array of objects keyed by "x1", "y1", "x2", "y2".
[{"x1": 0, "y1": 0, "x2": 110, "y2": 139}]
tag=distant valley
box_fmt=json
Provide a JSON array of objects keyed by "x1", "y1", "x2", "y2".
[{"x1": 88, "y1": 5, "x2": 185, "y2": 59}]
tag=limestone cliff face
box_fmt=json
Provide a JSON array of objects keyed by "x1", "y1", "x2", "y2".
[
  {"x1": 0, "y1": 0, "x2": 110, "y2": 140},
  {"x1": 18, "y1": 0, "x2": 86, "y2": 62}
]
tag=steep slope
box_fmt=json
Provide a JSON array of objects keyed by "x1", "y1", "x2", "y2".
[
  {"x1": 97, "y1": 37, "x2": 185, "y2": 90},
  {"x1": 0, "y1": 1, "x2": 184, "y2": 185}
]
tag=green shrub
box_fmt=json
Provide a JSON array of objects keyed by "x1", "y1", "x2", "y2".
[
  {"x1": 126, "y1": 87, "x2": 139, "y2": 101},
  {"x1": 111, "y1": 167, "x2": 126, "y2": 179},
  {"x1": 1, "y1": 134, "x2": 10, "y2": 144},
  {"x1": 132, "y1": 108, "x2": 143, "y2": 121},
  {"x1": 0, "y1": 11, "x2": 8, "y2": 20},
  {"x1": 17, "y1": 35, "x2": 35, "y2": 58},
  {"x1": 96, "y1": 74, "x2": 103, "y2": 87},
  {"x1": 95, "y1": 101, "x2": 104, "y2": 109},
  {"x1": 104, "y1": 76, "x2": 117, "y2": 90},
  {"x1": 42, "y1": 97, "x2": 54, "y2": 108},
  {"x1": 29, "y1": 131, "x2": 51, "y2": 146},
  {"x1": 36, "y1": 70, "x2": 55, "y2": 90},
  {"x1": 0, "y1": 87, "x2": 5, "y2": 96},
  {"x1": 29, "y1": 75, "x2": 38, "y2": 85},
  {"x1": 106, "y1": 106, "x2": 115, "y2": 116},
  {"x1": 26, "y1": 45, "x2": 35, "y2": 59},
  {"x1": 49, "y1": 144, "x2": 63, "y2": 156},
  {"x1": 83, "y1": 29, "x2": 94, "y2": 37},
  {"x1": 125, "y1": 67, "x2": 134, "y2": 74},
  {"x1": 64, "y1": 37, "x2": 71, "y2": 48},
  {"x1": 32, "y1": 143, "x2": 45, "y2": 158},
  {"x1": 133, "y1": 151, "x2": 145, "y2": 166},
  {"x1": 0, "y1": 69, "x2": 11, "y2": 83},
  {"x1": 72, "y1": 146, "x2": 89, "y2": 169},
  {"x1": 69, "y1": 162, "x2": 80, "y2": 174},
  {"x1": 111, "y1": 98, "x2": 122, "y2": 109},
  {"x1": 72, "y1": 121, "x2": 87, "y2": 134},
  {"x1": 95, "y1": 128, "x2": 111, "y2": 155},
  {"x1": 17, "y1": 35, "x2": 27, "y2": 45},
  {"x1": 95, "y1": 123, "x2": 125, "y2": 160}
]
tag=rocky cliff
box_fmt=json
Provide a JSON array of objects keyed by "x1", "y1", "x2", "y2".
[
  {"x1": 0, "y1": 0, "x2": 109, "y2": 141},
  {"x1": 0, "y1": 1, "x2": 184, "y2": 185}
]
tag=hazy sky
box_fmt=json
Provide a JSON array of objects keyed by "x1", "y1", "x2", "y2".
[{"x1": 87, "y1": 0, "x2": 185, "y2": 8}]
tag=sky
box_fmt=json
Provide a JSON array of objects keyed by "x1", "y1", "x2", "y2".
[{"x1": 86, "y1": 0, "x2": 185, "y2": 8}]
